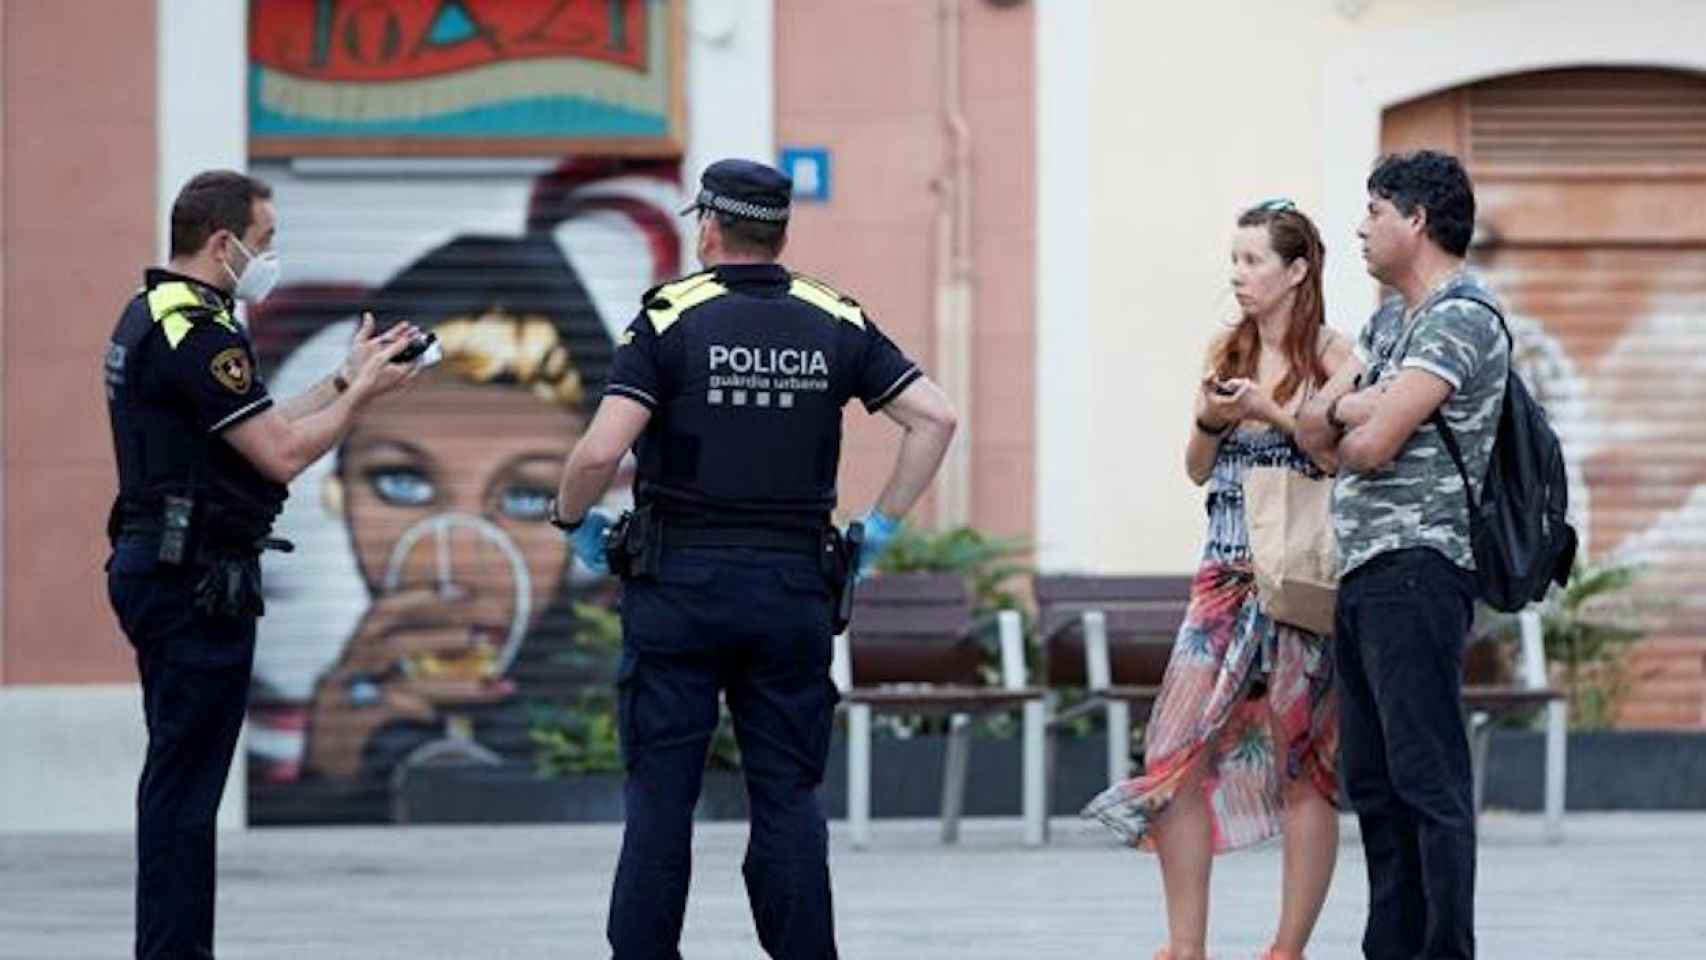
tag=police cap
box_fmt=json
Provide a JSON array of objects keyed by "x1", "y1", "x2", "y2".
[{"x1": 680, "y1": 158, "x2": 792, "y2": 223}]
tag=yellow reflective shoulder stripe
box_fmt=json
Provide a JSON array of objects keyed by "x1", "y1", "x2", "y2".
[
  {"x1": 646, "y1": 275, "x2": 729, "y2": 334},
  {"x1": 160, "y1": 314, "x2": 195, "y2": 349},
  {"x1": 788, "y1": 275, "x2": 865, "y2": 328},
  {"x1": 146, "y1": 282, "x2": 200, "y2": 321},
  {"x1": 145, "y1": 281, "x2": 236, "y2": 348}
]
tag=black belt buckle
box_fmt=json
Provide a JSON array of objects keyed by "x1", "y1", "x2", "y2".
[{"x1": 159, "y1": 495, "x2": 195, "y2": 566}]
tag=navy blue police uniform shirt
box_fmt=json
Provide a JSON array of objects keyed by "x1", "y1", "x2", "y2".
[
  {"x1": 106, "y1": 269, "x2": 288, "y2": 529},
  {"x1": 606, "y1": 264, "x2": 921, "y2": 528}
]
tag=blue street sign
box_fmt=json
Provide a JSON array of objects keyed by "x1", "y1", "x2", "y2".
[{"x1": 779, "y1": 147, "x2": 832, "y2": 203}]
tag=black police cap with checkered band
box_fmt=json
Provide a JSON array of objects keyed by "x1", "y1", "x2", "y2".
[{"x1": 679, "y1": 158, "x2": 792, "y2": 223}]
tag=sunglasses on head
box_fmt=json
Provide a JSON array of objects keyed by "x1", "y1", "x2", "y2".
[{"x1": 1252, "y1": 197, "x2": 1297, "y2": 214}]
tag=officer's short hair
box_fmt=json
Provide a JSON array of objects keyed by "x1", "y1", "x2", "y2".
[
  {"x1": 711, "y1": 211, "x2": 787, "y2": 259},
  {"x1": 170, "y1": 171, "x2": 274, "y2": 258},
  {"x1": 1366, "y1": 150, "x2": 1476, "y2": 257}
]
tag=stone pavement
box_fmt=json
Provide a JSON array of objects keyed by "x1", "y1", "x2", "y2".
[{"x1": 3, "y1": 813, "x2": 1704, "y2": 958}]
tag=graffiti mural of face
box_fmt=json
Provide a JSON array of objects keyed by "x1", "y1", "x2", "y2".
[
  {"x1": 248, "y1": 163, "x2": 681, "y2": 801},
  {"x1": 339, "y1": 371, "x2": 584, "y2": 660}
]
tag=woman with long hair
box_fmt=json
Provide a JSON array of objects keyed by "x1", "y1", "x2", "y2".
[{"x1": 1083, "y1": 200, "x2": 1353, "y2": 960}]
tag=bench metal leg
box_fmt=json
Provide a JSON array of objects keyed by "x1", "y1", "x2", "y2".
[
  {"x1": 1041, "y1": 692, "x2": 1061, "y2": 839},
  {"x1": 1104, "y1": 699, "x2": 1132, "y2": 788},
  {"x1": 1544, "y1": 699, "x2": 1566, "y2": 843},
  {"x1": 940, "y1": 713, "x2": 971, "y2": 844},
  {"x1": 848, "y1": 702, "x2": 872, "y2": 850},
  {"x1": 1468, "y1": 712, "x2": 1491, "y2": 818},
  {"x1": 1022, "y1": 699, "x2": 1047, "y2": 847}
]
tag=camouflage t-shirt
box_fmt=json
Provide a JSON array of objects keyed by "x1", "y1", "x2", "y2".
[{"x1": 1332, "y1": 274, "x2": 1510, "y2": 578}]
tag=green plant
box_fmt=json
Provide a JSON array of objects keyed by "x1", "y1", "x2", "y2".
[
  {"x1": 1492, "y1": 555, "x2": 1652, "y2": 729},
  {"x1": 528, "y1": 693, "x2": 623, "y2": 777},
  {"x1": 873, "y1": 525, "x2": 1031, "y2": 616}
]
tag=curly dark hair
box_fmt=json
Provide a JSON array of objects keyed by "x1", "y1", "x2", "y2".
[{"x1": 1366, "y1": 150, "x2": 1476, "y2": 257}]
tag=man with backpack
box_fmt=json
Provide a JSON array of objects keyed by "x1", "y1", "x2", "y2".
[{"x1": 1298, "y1": 150, "x2": 1557, "y2": 960}]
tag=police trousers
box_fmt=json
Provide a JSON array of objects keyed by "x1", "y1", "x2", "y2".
[
  {"x1": 609, "y1": 547, "x2": 841, "y2": 960},
  {"x1": 1335, "y1": 547, "x2": 1478, "y2": 960},
  {"x1": 107, "y1": 536, "x2": 256, "y2": 960}
]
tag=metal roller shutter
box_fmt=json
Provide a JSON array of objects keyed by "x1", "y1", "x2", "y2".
[
  {"x1": 241, "y1": 159, "x2": 684, "y2": 822},
  {"x1": 1385, "y1": 68, "x2": 1706, "y2": 728}
]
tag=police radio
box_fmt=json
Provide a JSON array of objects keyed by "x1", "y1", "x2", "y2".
[{"x1": 158, "y1": 495, "x2": 196, "y2": 566}]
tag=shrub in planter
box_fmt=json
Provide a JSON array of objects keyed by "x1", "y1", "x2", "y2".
[{"x1": 1486, "y1": 555, "x2": 1658, "y2": 729}]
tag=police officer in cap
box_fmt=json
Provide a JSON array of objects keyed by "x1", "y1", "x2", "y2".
[
  {"x1": 552, "y1": 158, "x2": 957, "y2": 958},
  {"x1": 105, "y1": 170, "x2": 421, "y2": 958}
]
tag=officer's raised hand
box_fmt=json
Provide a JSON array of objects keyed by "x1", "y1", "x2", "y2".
[
  {"x1": 224, "y1": 318, "x2": 423, "y2": 486},
  {"x1": 348, "y1": 330, "x2": 422, "y2": 401},
  {"x1": 339, "y1": 311, "x2": 418, "y2": 386}
]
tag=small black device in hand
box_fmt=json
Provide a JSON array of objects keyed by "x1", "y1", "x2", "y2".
[
  {"x1": 391, "y1": 331, "x2": 437, "y2": 364},
  {"x1": 1211, "y1": 379, "x2": 1238, "y2": 396}
]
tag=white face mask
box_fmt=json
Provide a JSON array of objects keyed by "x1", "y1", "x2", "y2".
[{"x1": 222, "y1": 235, "x2": 281, "y2": 303}]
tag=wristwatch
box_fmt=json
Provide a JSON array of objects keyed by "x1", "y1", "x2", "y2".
[{"x1": 547, "y1": 498, "x2": 583, "y2": 533}]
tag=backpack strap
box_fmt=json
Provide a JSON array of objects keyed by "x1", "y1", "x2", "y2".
[{"x1": 1426, "y1": 291, "x2": 1508, "y2": 513}]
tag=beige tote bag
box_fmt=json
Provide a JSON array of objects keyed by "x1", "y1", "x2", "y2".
[{"x1": 1243, "y1": 465, "x2": 1339, "y2": 635}]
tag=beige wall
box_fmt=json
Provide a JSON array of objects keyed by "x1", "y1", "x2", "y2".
[
  {"x1": 776, "y1": 0, "x2": 1034, "y2": 540},
  {"x1": 2, "y1": 0, "x2": 155, "y2": 684}
]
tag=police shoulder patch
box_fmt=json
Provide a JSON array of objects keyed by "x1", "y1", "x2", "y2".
[
  {"x1": 788, "y1": 273, "x2": 865, "y2": 328},
  {"x1": 643, "y1": 271, "x2": 728, "y2": 334},
  {"x1": 209, "y1": 347, "x2": 253, "y2": 395}
]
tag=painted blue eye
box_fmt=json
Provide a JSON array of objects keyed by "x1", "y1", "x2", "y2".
[
  {"x1": 500, "y1": 486, "x2": 554, "y2": 521},
  {"x1": 367, "y1": 468, "x2": 435, "y2": 507}
]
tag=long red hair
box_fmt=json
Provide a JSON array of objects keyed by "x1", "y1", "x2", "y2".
[{"x1": 1213, "y1": 204, "x2": 1329, "y2": 406}]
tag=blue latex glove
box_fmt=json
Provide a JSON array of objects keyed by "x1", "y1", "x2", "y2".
[
  {"x1": 568, "y1": 509, "x2": 613, "y2": 575},
  {"x1": 854, "y1": 509, "x2": 902, "y2": 577}
]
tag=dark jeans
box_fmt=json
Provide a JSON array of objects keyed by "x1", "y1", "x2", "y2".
[
  {"x1": 108, "y1": 538, "x2": 256, "y2": 960},
  {"x1": 1335, "y1": 547, "x2": 1477, "y2": 960},
  {"x1": 608, "y1": 547, "x2": 841, "y2": 960}
]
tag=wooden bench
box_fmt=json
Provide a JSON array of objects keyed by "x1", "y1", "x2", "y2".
[
  {"x1": 829, "y1": 573, "x2": 1048, "y2": 848},
  {"x1": 1037, "y1": 575, "x2": 1568, "y2": 843},
  {"x1": 1033, "y1": 575, "x2": 1191, "y2": 791}
]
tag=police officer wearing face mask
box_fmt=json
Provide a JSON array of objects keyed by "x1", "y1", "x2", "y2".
[
  {"x1": 104, "y1": 170, "x2": 424, "y2": 959},
  {"x1": 551, "y1": 158, "x2": 958, "y2": 959}
]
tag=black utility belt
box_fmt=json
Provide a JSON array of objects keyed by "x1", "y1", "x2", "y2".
[
  {"x1": 116, "y1": 522, "x2": 291, "y2": 559},
  {"x1": 659, "y1": 524, "x2": 824, "y2": 555}
]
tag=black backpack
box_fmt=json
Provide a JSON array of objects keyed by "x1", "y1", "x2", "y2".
[{"x1": 1429, "y1": 293, "x2": 1577, "y2": 612}]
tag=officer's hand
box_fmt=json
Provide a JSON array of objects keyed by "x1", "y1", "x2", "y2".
[
  {"x1": 853, "y1": 509, "x2": 902, "y2": 577},
  {"x1": 340, "y1": 312, "x2": 417, "y2": 385},
  {"x1": 349, "y1": 332, "x2": 423, "y2": 403},
  {"x1": 305, "y1": 586, "x2": 515, "y2": 781},
  {"x1": 567, "y1": 509, "x2": 613, "y2": 575}
]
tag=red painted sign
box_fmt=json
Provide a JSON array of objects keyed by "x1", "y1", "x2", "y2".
[{"x1": 250, "y1": 0, "x2": 649, "y2": 81}]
